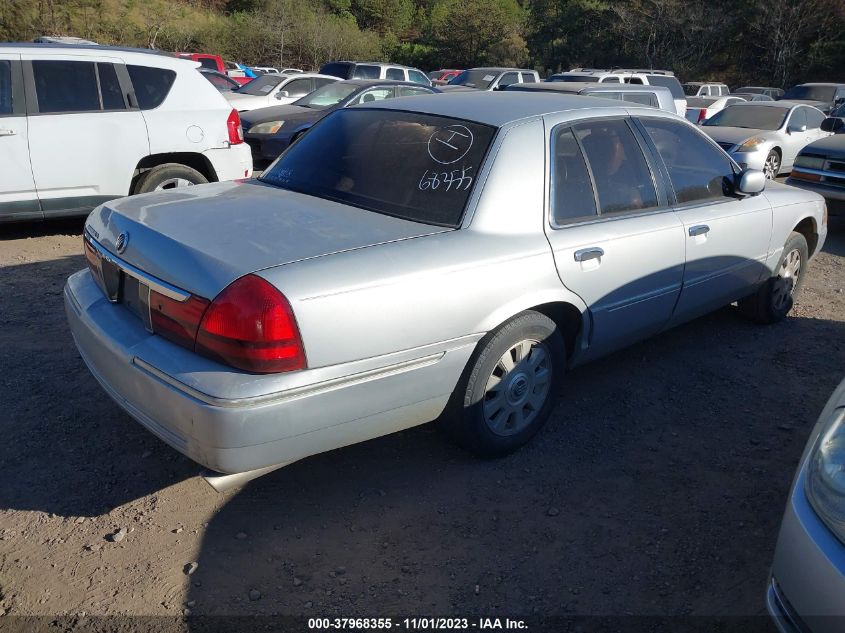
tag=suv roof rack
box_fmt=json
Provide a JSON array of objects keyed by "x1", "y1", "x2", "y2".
[
  {"x1": 609, "y1": 68, "x2": 675, "y2": 76},
  {"x1": 567, "y1": 68, "x2": 609, "y2": 73}
]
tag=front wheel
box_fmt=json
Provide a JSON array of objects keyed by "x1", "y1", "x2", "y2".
[
  {"x1": 738, "y1": 231, "x2": 808, "y2": 323},
  {"x1": 763, "y1": 150, "x2": 781, "y2": 180},
  {"x1": 440, "y1": 311, "x2": 565, "y2": 456}
]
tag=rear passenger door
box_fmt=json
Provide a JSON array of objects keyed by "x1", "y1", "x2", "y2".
[
  {"x1": 0, "y1": 52, "x2": 40, "y2": 221},
  {"x1": 635, "y1": 117, "x2": 772, "y2": 324},
  {"x1": 543, "y1": 116, "x2": 685, "y2": 362},
  {"x1": 21, "y1": 54, "x2": 149, "y2": 215}
]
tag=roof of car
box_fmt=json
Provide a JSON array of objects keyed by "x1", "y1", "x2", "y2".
[
  {"x1": 726, "y1": 100, "x2": 804, "y2": 109},
  {"x1": 795, "y1": 82, "x2": 845, "y2": 87},
  {"x1": 0, "y1": 43, "x2": 193, "y2": 69},
  {"x1": 340, "y1": 79, "x2": 437, "y2": 89},
  {"x1": 514, "y1": 81, "x2": 669, "y2": 94},
  {"x1": 328, "y1": 61, "x2": 420, "y2": 69},
  {"x1": 465, "y1": 67, "x2": 534, "y2": 73},
  {"x1": 360, "y1": 91, "x2": 638, "y2": 127},
  {"x1": 0, "y1": 42, "x2": 172, "y2": 56}
]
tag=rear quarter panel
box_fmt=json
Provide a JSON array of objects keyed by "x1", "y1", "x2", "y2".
[{"x1": 763, "y1": 181, "x2": 827, "y2": 268}]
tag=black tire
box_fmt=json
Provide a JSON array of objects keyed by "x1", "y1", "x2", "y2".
[
  {"x1": 737, "y1": 231, "x2": 809, "y2": 324},
  {"x1": 133, "y1": 163, "x2": 208, "y2": 194},
  {"x1": 439, "y1": 311, "x2": 565, "y2": 456}
]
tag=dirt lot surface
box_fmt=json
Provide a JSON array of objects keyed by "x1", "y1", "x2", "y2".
[{"x1": 0, "y1": 213, "x2": 843, "y2": 631}]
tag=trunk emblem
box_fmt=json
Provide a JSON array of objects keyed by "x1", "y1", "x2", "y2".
[{"x1": 115, "y1": 232, "x2": 129, "y2": 254}]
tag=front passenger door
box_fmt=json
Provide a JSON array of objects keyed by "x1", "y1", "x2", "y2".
[{"x1": 636, "y1": 117, "x2": 772, "y2": 325}]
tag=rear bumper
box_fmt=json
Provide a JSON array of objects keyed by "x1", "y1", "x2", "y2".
[
  {"x1": 768, "y1": 468, "x2": 845, "y2": 633},
  {"x1": 203, "y1": 143, "x2": 253, "y2": 182},
  {"x1": 64, "y1": 269, "x2": 476, "y2": 474}
]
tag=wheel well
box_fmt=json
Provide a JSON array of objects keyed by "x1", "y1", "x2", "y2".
[
  {"x1": 132, "y1": 153, "x2": 217, "y2": 192},
  {"x1": 530, "y1": 302, "x2": 583, "y2": 359},
  {"x1": 771, "y1": 146, "x2": 782, "y2": 159},
  {"x1": 793, "y1": 216, "x2": 818, "y2": 256}
]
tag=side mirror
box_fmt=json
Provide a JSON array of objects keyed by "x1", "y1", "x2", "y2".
[
  {"x1": 787, "y1": 123, "x2": 807, "y2": 134},
  {"x1": 821, "y1": 117, "x2": 844, "y2": 133},
  {"x1": 735, "y1": 168, "x2": 766, "y2": 196},
  {"x1": 276, "y1": 90, "x2": 290, "y2": 99}
]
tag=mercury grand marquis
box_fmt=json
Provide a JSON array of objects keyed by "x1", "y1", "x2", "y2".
[{"x1": 65, "y1": 92, "x2": 829, "y2": 489}]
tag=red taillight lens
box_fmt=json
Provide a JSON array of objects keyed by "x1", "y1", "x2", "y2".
[
  {"x1": 150, "y1": 291, "x2": 210, "y2": 349},
  {"x1": 195, "y1": 275, "x2": 306, "y2": 374},
  {"x1": 227, "y1": 108, "x2": 244, "y2": 145},
  {"x1": 697, "y1": 108, "x2": 707, "y2": 123}
]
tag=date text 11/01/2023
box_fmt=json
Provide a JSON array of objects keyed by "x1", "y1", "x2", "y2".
[{"x1": 308, "y1": 618, "x2": 529, "y2": 630}]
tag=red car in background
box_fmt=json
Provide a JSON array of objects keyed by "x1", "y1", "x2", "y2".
[
  {"x1": 176, "y1": 53, "x2": 252, "y2": 85},
  {"x1": 428, "y1": 69, "x2": 462, "y2": 85}
]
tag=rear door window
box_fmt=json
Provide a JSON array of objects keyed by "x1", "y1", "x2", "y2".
[
  {"x1": 32, "y1": 60, "x2": 100, "y2": 113},
  {"x1": 0, "y1": 61, "x2": 11, "y2": 115},
  {"x1": 386, "y1": 67, "x2": 405, "y2": 81},
  {"x1": 127, "y1": 65, "x2": 176, "y2": 110},
  {"x1": 283, "y1": 78, "x2": 313, "y2": 98},
  {"x1": 97, "y1": 63, "x2": 126, "y2": 110},
  {"x1": 788, "y1": 107, "x2": 807, "y2": 130},
  {"x1": 521, "y1": 72, "x2": 535, "y2": 83},
  {"x1": 260, "y1": 109, "x2": 496, "y2": 227},
  {"x1": 574, "y1": 118, "x2": 658, "y2": 215},
  {"x1": 551, "y1": 127, "x2": 597, "y2": 224},
  {"x1": 640, "y1": 118, "x2": 734, "y2": 204},
  {"x1": 353, "y1": 65, "x2": 380, "y2": 79}
]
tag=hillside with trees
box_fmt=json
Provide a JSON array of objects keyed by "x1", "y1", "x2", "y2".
[{"x1": 1, "y1": 0, "x2": 843, "y2": 86}]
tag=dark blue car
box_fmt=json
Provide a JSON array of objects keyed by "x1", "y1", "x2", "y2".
[{"x1": 242, "y1": 79, "x2": 440, "y2": 165}]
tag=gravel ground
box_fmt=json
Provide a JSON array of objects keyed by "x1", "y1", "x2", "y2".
[{"x1": 0, "y1": 213, "x2": 843, "y2": 631}]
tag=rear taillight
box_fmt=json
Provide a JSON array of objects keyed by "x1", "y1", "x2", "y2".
[
  {"x1": 195, "y1": 275, "x2": 306, "y2": 374},
  {"x1": 227, "y1": 108, "x2": 244, "y2": 145},
  {"x1": 697, "y1": 108, "x2": 708, "y2": 123},
  {"x1": 150, "y1": 290, "x2": 210, "y2": 350}
]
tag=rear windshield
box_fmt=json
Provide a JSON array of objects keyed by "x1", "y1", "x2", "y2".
[
  {"x1": 703, "y1": 105, "x2": 788, "y2": 130},
  {"x1": 647, "y1": 75, "x2": 684, "y2": 99},
  {"x1": 294, "y1": 82, "x2": 358, "y2": 108},
  {"x1": 238, "y1": 74, "x2": 284, "y2": 95},
  {"x1": 260, "y1": 109, "x2": 496, "y2": 227},
  {"x1": 448, "y1": 70, "x2": 500, "y2": 89},
  {"x1": 783, "y1": 85, "x2": 836, "y2": 102},
  {"x1": 319, "y1": 62, "x2": 353, "y2": 79}
]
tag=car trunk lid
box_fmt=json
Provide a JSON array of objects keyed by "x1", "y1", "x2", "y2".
[{"x1": 85, "y1": 180, "x2": 450, "y2": 301}]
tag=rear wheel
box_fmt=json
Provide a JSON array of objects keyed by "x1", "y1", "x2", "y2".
[
  {"x1": 440, "y1": 311, "x2": 565, "y2": 456},
  {"x1": 738, "y1": 231, "x2": 808, "y2": 323},
  {"x1": 133, "y1": 164, "x2": 208, "y2": 194}
]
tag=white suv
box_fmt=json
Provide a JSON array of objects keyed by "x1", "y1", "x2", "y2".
[
  {"x1": 0, "y1": 44, "x2": 252, "y2": 223},
  {"x1": 682, "y1": 82, "x2": 730, "y2": 97},
  {"x1": 550, "y1": 68, "x2": 687, "y2": 116}
]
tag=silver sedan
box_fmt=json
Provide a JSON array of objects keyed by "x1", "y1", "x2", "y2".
[
  {"x1": 65, "y1": 92, "x2": 828, "y2": 489},
  {"x1": 768, "y1": 377, "x2": 845, "y2": 633},
  {"x1": 701, "y1": 101, "x2": 830, "y2": 179}
]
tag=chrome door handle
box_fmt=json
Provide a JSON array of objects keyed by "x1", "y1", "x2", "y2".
[
  {"x1": 0, "y1": 129, "x2": 16, "y2": 137},
  {"x1": 574, "y1": 247, "x2": 604, "y2": 262},
  {"x1": 688, "y1": 225, "x2": 710, "y2": 237}
]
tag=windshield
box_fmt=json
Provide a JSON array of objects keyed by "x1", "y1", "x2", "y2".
[
  {"x1": 237, "y1": 74, "x2": 285, "y2": 96},
  {"x1": 783, "y1": 85, "x2": 836, "y2": 102},
  {"x1": 260, "y1": 109, "x2": 496, "y2": 227},
  {"x1": 736, "y1": 86, "x2": 763, "y2": 94},
  {"x1": 448, "y1": 70, "x2": 500, "y2": 89},
  {"x1": 294, "y1": 82, "x2": 359, "y2": 108},
  {"x1": 703, "y1": 105, "x2": 788, "y2": 130},
  {"x1": 547, "y1": 74, "x2": 598, "y2": 83},
  {"x1": 682, "y1": 84, "x2": 701, "y2": 96}
]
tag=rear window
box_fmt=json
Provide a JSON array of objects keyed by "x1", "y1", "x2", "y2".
[
  {"x1": 127, "y1": 65, "x2": 176, "y2": 110},
  {"x1": 0, "y1": 60, "x2": 11, "y2": 115},
  {"x1": 621, "y1": 92, "x2": 658, "y2": 107},
  {"x1": 703, "y1": 105, "x2": 788, "y2": 131},
  {"x1": 197, "y1": 58, "x2": 217, "y2": 70},
  {"x1": 647, "y1": 75, "x2": 684, "y2": 99},
  {"x1": 260, "y1": 109, "x2": 496, "y2": 227},
  {"x1": 319, "y1": 62, "x2": 353, "y2": 79},
  {"x1": 783, "y1": 85, "x2": 836, "y2": 102}
]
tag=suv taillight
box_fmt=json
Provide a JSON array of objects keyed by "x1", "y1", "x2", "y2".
[
  {"x1": 227, "y1": 108, "x2": 244, "y2": 145},
  {"x1": 195, "y1": 275, "x2": 306, "y2": 374},
  {"x1": 697, "y1": 108, "x2": 707, "y2": 123}
]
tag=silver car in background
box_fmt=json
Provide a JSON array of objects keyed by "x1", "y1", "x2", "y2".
[
  {"x1": 65, "y1": 93, "x2": 828, "y2": 490},
  {"x1": 701, "y1": 101, "x2": 830, "y2": 179},
  {"x1": 506, "y1": 81, "x2": 676, "y2": 112},
  {"x1": 768, "y1": 377, "x2": 845, "y2": 633}
]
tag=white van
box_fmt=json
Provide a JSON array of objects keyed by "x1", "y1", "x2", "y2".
[{"x1": 0, "y1": 44, "x2": 252, "y2": 222}]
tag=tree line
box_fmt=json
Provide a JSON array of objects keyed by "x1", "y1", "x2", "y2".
[{"x1": 1, "y1": 0, "x2": 843, "y2": 87}]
